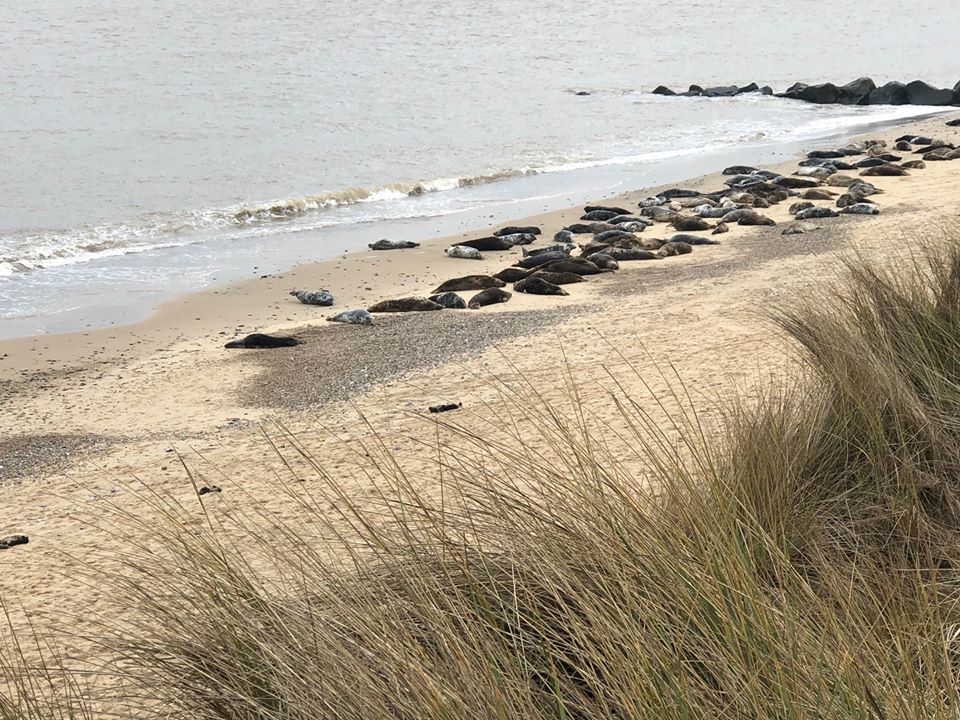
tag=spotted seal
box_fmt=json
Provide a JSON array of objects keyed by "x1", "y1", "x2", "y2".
[
  {"x1": 368, "y1": 239, "x2": 419, "y2": 250},
  {"x1": 433, "y1": 275, "x2": 505, "y2": 293},
  {"x1": 554, "y1": 229, "x2": 576, "y2": 243},
  {"x1": 468, "y1": 287, "x2": 512, "y2": 309},
  {"x1": 327, "y1": 309, "x2": 374, "y2": 325},
  {"x1": 446, "y1": 245, "x2": 483, "y2": 260},
  {"x1": 789, "y1": 201, "x2": 815, "y2": 215},
  {"x1": 493, "y1": 226, "x2": 541, "y2": 237},
  {"x1": 581, "y1": 209, "x2": 620, "y2": 222},
  {"x1": 225, "y1": 334, "x2": 301, "y2": 349},
  {"x1": 498, "y1": 232, "x2": 537, "y2": 246},
  {"x1": 368, "y1": 297, "x2": 443, "y2": 313},
  {"x1": 428, "y1": 292, "x2": 468, "y2": 309},
  {"x1": 712, "y1": 222, "x2": 729, "y2": 235},
  {"x1": 513, "y1": 276, "x2": 569, "y2": 296},
  {"x1": 289, "y1": 289, "x2": 334, "y2": 306},
  {"x1": 900, "y1": 160, "x2": 926, "y2": 170}
]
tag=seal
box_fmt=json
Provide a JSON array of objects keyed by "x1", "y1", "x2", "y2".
[
  {"x1": 807, "y1": 150, "x2": 845, "y2": 159},
  {"x1": 493, "y1": 226, "x2": 541, "y2": 237},
  {"x1": 433, "y1": 275, "x2": 505, "y2": 293},
  {"x1": 860, "y1": 165, "x2": 909, "y2": 177},
  {"x1": 774, "y1": 176, "x2": 821, "y2": 189},
  {"x1": 513, "y1": 276, "x2": 569, "y2": 296},
  {"x1": 554, "y1": 229, "x2": 576, "y2": 243},
  {"x1": 738, "y1": 213, "x2": 776, "y2": 226},
  {"x1": 516, "y1": 250, "x2": 569, "y2": 269},
  {"x1": 446, "y1": 245, "x2": 483, "y2": 260},
  {"x1": 658, "y1": 241, "x2": 693, "y2": 257},
  {"x1": 722, "y1": 165, "x2": 758, "y2": 175},
  {"x1": 289, "y1": 289, "x2": 334, "y2": 306},
  {"x1": 795, "y1": 166, "x2": 835, "y2": 178},
  {"x1": 0, "y1": 535, "x2": 29, "y2": 549},
  {"x1": 671, "y1": 216, "x2": 713, "y2": 232},
  {"x1": 524, "y1": 243, "x2": 574, "y2": 256},
  {"x1": 539, "y1": 258, "x2": 605, "y2": 275},
  {"x1": 720, "y1": 208, "x2": 761, "y2": 223},
  {"x1": 327, "y1": 309, "x2": 374, "y2": 325},
  {"x1": 845, "y1": 181, "x2": 882, "y2": 197},
  {"x1": 782, "y1": 221, "x2": 822, "y2": 235},
  {"x1": 602, "y1": 247, "x2": 660, "y2": 261},
  {"x1": 800, "y1": 188, "x2": 837, "y2": 200},
  {"x1": 564, "y1": 223, "x2": 595, "y2": 234},
  {"x1": 669, "y1": 233, "x2": 720, "y2": 245},
  {"x1": 789, "y1": 201, "x2": 815, "y2": 215},
  {"x1": 712, "y1": 222, "x2": 728, "y2": 235},
  {"x1": 826, "y1": 175, "x2": 857, "y2": 187},
  {"x1": 752, "y1": 197, "x2": 771, "y2": 208},
  {"x1": 224, "y1": 334, "x2": 301, "y2": 349},
  {"x1": 841, "y1": 203, "x2": 880, "y2": 215},
  {"x1": 639, "y1": 196, "x2": 667, "y2": 208},
  {"x1": 609, "y1": 214, "x2": 652, "y2": 225},
  {"x1": 618, "y1": 221, "x2": 650, "y2": 233},
  {"x1": 795, "y1": 206, "x2": 839, "y2": 220},
  {"x1": 494, "y1": 267, "x2": 532, "y2": 283},
  {"x1": 900, "y1": 160, "x2": 926, "y2": 169},
  {"x1": 594, "y1": 229, "x2": 637, "y2": 243},
  {"x1": 497, "y1": 232, "x2": 537, "y2": 246},
  {"x1": 429, "y1": 292, "x2": 468, "y2": 309},
  {"x1": 454, "y1": 236, "x2": 514, "y2": 251},
  {"x1": 530, "y1": 270, "x2": 586, "y2": 285},
  {"x1": 586, "y1": 252, "x2": 620, "y2": 270},
  {"x1": 836, "y1": 193, "x2": 874, "y2": 208},
  {"x1": 584, "y1": 205, "x2": 631, "y2": 215},
  {"x1": 581, "y1": 209, "x2": 620, "y2": 222},
  {"x1": 368, "y1": 239, "x2": 419, "y2": 250},
  {"x1": 468, "y1": 287, "x2": 512, "y2": 309},
  {"x1": 368, "y1": 297, "x2": 443, "y2": 313}
]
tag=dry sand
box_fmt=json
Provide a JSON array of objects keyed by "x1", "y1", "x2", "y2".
[{"x1": 1, "y1": 113, "x2": 959, "y2": 698}]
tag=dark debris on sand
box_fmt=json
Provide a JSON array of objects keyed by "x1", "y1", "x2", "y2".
[
  {"x1": 240, "y1": 308, "x2": 578, "y2": 410},
  {"x1": 0, "y1": 433, "x2": 113, "y2": 482}
]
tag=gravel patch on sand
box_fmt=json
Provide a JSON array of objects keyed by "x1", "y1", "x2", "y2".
[
  {"x1": 241, "y1": 307, "x2": 580, "y2": 410},
  {"x1": 0, "y1": 433, "x2": 112, "y2": 482}
]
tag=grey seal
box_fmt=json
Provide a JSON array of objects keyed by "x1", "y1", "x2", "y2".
[
  {"x1": 225, "y1": 334, "x2": 301, "y2": 349},
  {"x1": 539, "y1": 258, "x2": 605, "y2": 275},
  {"x1": 586, "y1": 252, "x2": 620, "y2": 270},
  {"x1": 581, "y1": 209, "x2": 620, "y2": 222},
  {"x1": 671, "y1": 216, "x2": 713, "y2": 232},
  {"x1": 584, "y1": 205, "x2": 631, "y2": 215},
  {"x1": 554, "y1": 229, "x2": 576, "y2": 242},
  {"x1": 900, "y1": 160, "x2": 926, "y2": 169},
  {"x1": 429, "y1": 402, "x2": 461, "y2": 413},
  {"x1": 711, "y1": 222, "x2": 729, "y2": 235},
  {"x1": 446, "y1": 245, "x2": 483, "y2": 260},
  {"x1": 859, "y1": 165, "x2": 909, "y2": 177},
  {"x1": 802, "y1": 189, "x2": 837, "y2": 200},
  {"x1": 368, "y1": 239, "x2": 419, "y2": 250},
  {"x1": 428, "y1": 292, "x2": 468, "y2": 309},
  {"x1": 497, "y1": 232, "x2": 537, "y2": 246},
  {"x1": 289, "y1": 289, "x2": 334, "y2": 306},
  {"x1": 789, "y1": 201, "x2": 815, "y2": 215},
  {"x1": 841, "y1": 203, "x2": 880, "y2": 215},
  {"x1": 516, "y1": 250, "x2": 569, "y2": 269},
  {"x1": 433, "y1": 275, "x2": 505, "y2": 293},
  {"x1": 669, "y1": 233, "x2": 720, "y2": 245},
  {"x1": 327, "y1": 309, "x2": 374, "y2": 325},
  {"x1": 530, "y1": 270, "x2": 586, "y2": 284},
  {"x1": 368, "y1": 297, "x2": 443, "y2": 313},
  {"x1": 658, "y1": 242, "x2": 693, "y2": 257},
  {"x1": 454, "y1": 236, "x2": 513, "y2": 251},
  {"x1": 494, "y1": 267, "x2": 532, "y2": 283},
  {"x1": 513, "y1": 276, "x2": 569, "y2": 295},
  {"x1": 493, "y1": 225, "x2": 541, "y2": 237},
  {"x1": 795, "y1": 206, "x2": 839, "y2": 220},
  {"x1": 468, "y1": 287, "x2": 512, "y2": 309},
  {"x1": 602, "y1": 247, "x2": 660, "y2": 261}
]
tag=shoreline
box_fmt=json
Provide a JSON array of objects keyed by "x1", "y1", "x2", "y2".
[{"x1": 0, "y1": 106, "x2": 949, "y2": 344}]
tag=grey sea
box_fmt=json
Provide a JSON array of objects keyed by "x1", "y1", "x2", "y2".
[{"x1": 2, "y1": 0, "x2": 958, "y2": 336}]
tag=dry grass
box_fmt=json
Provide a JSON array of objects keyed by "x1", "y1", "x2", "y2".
[{"x1": 9, "y1": 240, "x2": 960, "y2": 718}]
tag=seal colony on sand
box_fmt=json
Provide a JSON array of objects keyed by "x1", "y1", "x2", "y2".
[{"x1": 254, "y1": 125, "x2": 919, "y2": 349}]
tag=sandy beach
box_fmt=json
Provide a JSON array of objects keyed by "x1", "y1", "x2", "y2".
[{"x1": 2, "y1": 112, "x2": 959, "y2": 695}]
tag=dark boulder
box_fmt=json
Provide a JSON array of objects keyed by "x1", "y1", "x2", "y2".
[
  {"x1": 738, "y1": 82, "x2": 760, "y2": 94},
  {"x1": 947, "y1": 118, "x2": 960, "y2": 126},
  {"x1": 703, "y1": 85, "x2": 739, "y2": 97},
  {"x1": 681, "y1": 84, "x2": 703, "y2": 97},
  {"x1": 794, "y1": 83, "x2": 841, "y2": 104},
  {"x1": 838, "y1": 77, "x2": 876, "y2": 105},
  {"x1": 760, "y1": 86, "x2": 773, "y2": 95},
  {"x1": 905, "y1": 80, "x2": 955, "y2": 106},
  {"x1": 652, "y1": 85, "x2": 676, "y2": 96},
  {"x1": 868, "y1": 81, "x2": 909, "y2": 106}
]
